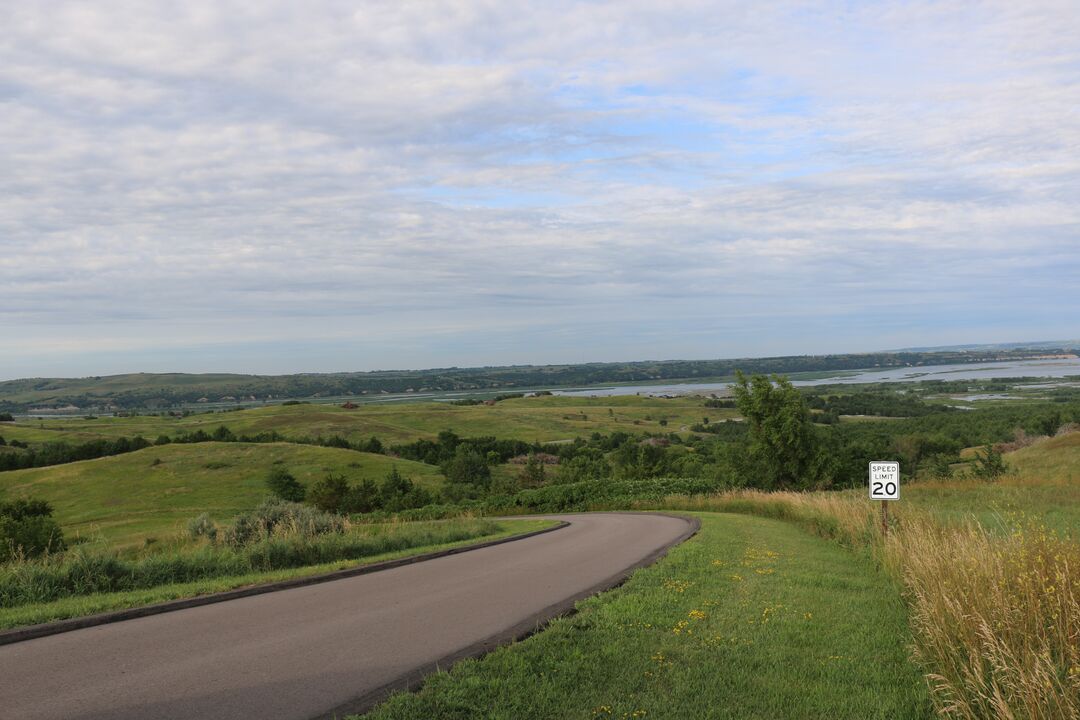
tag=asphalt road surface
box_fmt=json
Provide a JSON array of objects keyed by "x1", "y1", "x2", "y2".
[{"x1": 0, "y1": 512, "x2": 695, "y2": 720}]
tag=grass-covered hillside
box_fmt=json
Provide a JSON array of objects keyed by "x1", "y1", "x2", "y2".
[
  {"x1": 0, "y1": 443, "x2": 443, "y2": 551},
  {"x1": 1, "y1": 395, "x2": 729, "y2": 446},
  {"x1": 896, "y1": 431, "x2": 1080, "y2": 537}
]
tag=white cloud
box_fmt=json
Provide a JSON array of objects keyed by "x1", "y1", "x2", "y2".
[{"x1": 1, "y1": 1, "x2": 1079, "y2": 376}]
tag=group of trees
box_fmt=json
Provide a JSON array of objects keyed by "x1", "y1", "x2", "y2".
[
  {"x1": 266, "y1": 466, "x2": 434, "y2": 514},
  {"x1": 391, "y1": 430, "x2": 536, "y2": 466},
  {"x1": 804, "y1": 390, "x2": 952, "y2": 419},
  {"x1": 0, "y1": 436, "x2": 153, "y2": 472}
]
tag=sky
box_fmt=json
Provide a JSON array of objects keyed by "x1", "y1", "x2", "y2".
[{"x1": 2, "y1": 1, "x2": 1079, "y2": 379}]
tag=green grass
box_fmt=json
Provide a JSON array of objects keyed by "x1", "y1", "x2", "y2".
[
  {"x1": 2, "y1": 395, "x2": 728, "y2": 447},
  {"x1": 899, "y1": 432, "x2": 1080, "y2": 537},
  {"x1": 0, "y1": 442, "x2": 444, "y2": 551},
  {"x1": 360, "y1": 513, "x2": 930, "y2": 720},
  {"x1": 0, "y1": 518, "x2": 553, "y2": 630}
]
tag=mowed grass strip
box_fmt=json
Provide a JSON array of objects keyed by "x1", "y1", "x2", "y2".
[
  {"x1": 360, "y1": 513, "x2": 930, "y2": 720},
  {"x1": 0, "y1": 519, "x2": 554, "y2": 630}
]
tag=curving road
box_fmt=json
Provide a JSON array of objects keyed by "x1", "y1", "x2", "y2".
[{"x1": 0, "y1": 513, "x2": 695, "y2": 720}]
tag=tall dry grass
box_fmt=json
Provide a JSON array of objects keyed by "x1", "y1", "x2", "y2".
[{"x1": 644, "y1": 491, "x2": 1080, "y2": 719}]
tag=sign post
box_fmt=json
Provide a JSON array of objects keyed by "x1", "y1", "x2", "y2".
[{"x1": 868, "y1": 461, "x2": 899, "y2": 537}]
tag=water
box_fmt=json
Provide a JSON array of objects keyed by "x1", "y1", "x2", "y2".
[{"x1": 550, "y1": 357, "x2": 1080, "y2": 397}]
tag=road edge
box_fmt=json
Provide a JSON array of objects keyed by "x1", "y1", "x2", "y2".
[
  {"x1": 323, "y1": 511, "x2": 702, "y2": 719},
  {"x1": 0, "y1": 520, "x2": 570, "y2": 647}
]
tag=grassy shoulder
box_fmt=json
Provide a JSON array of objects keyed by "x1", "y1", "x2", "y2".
[
  {"x1": 0, "y1": 442, "x2": 444, "y2": 550},
  {"x1": 0, "y1": 518, "x2": 555, "y2": 630},
  {"x1": 360, "y1": 513, "x2": 930, "y2": 720}
]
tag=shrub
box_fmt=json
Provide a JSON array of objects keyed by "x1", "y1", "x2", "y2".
[
  {"x1": 0, "y1": 498, "x2": 66, "y2": 563},
  {"x1": 220, "y1": 498, "x2": 345, "y2": 548},
  {"x1": 307, "y1": 472, "x2": 351, "y2": 512},
  {"x1": 266, "y1": 466, "x2": 306, "y2": 502},
  {"x1": 186, "y1": 513, "x2": 218, "y2": 542},
  {"x1": 971, "y1": 445, "x2": 1007, "y2": 481},
  {"x1": 344, "y1": 478, "x2": 380, "y2": 514},
  {"x1": 0, "y1": 515, "x2": 500, "y2": 606}
]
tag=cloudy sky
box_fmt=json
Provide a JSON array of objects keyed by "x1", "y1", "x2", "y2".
[{"x1": 3, "y1": 1, "x2": 1079, "y2": 379}]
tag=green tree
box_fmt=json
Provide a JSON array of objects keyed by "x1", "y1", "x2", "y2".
[
  {"x1": 379, "y1": 467, "x2": 433, "y2": 512},
  {"x1": 211, "y1": 425, "x2": 236, "y2": 442},
  {"x1": 553, "y1": 453, "x2": 611, "y2": 484},
  {"x1": 306, "y1": 472, "x2": 350, "y2": 512},
  {"x1": 926, "y1": 454, "x2": 954, "y2": 481},
  {"x1": 0, "y1": 498, "x2": 66, "y2": 562},
  {"x1": 971, "y1": 445, "x2": 1007, "y2": 481},
  {"x1": 343, "y1": 478, "x2": 380, "y2": 514},
  {"x1": 441, "y1": 446, "x2": 491, "y2": 487},
  {"x1": 732, "y1": 371, "x2": 831, "y2": 490},
  {"x1": 266, "y1": 466, "x2": 305, "y2": 502},
  {"x1": 520, "y1": 454, "x2": 547, "y2": 488}
]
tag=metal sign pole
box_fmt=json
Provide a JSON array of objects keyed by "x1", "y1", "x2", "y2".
[{"x1": 881, "y1": 499, "x2": 888, "y2": 538}]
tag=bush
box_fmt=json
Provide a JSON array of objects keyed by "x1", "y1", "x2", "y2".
[
  {"x1": 220, "y1": 498, "x2": 345, "y2": 548},
  {"x1": 0, "y1": 498, "x2": 66, "y2": 562},
  {"x1": 971, "y1": 445, "x2": 1008, "y2": 481},
  {"x1": 266, "y1": 466, "x2": 306, "y2": 502},
  {"x1": 307, "y1": 472, "x2": 351, "y2": 512},
  {"x1": 186, "y1": 513, "x2": 218, "y2": 542},
  {"x1": 343, "y1": 478, "x2": 380, "y2": 513}
]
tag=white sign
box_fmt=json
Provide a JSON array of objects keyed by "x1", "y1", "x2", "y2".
[{"x1": 869, "y1": 461, "x2": 900, "y2": 500}]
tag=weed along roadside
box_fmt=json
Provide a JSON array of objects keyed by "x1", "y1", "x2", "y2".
[{"x1": 0, "y1": 516, "x2": 558, "y2": 633}]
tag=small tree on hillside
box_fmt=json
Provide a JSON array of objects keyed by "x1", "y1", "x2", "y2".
[
  {"x1": 306, "y1": 472, "x2": 350, "y2": 513},
  {"x1": 971, "y1": 445, "x2": 1007, "y2": 481},
  {"x1": 266, "y1": 466, "x2": 305, "y2": 502},
  {"x1": 343, "y1": 478, "x2": 380, "y2": 514},
  {"x1": 379, "y1": 467, "x2": 434, "y2": 512},
  {"x1": 0, "y1": 498, "x2": 66, "y2": 562},
  {"x1": 520, "y1": 454, "x2": 546, "y2": 488}
]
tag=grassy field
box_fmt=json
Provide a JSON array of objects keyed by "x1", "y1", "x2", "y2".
[
  {"x1": 0, "y1": 518, "x2": 553, "y2": 630},
  {"x1": 361, "y1": 513, "x2": 930, "y2": 720},
  {"x1": 897, "y1": 432, "x2": 1080, "y2": 537},
  {"x1": 1, "y1": 395, "x2": 728, "y2": 446},
  {"x1": 0, "y1": 442, "x2": 444, "y2": 551}
]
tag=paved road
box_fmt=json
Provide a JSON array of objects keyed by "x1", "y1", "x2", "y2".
[{"x1": 0, "y1": 513, "x2": 694, "y2": 720}]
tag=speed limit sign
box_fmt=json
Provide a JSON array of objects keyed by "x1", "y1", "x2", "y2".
[{"x1": 869, "y1": 461, "x2": 900, "y2": 500}]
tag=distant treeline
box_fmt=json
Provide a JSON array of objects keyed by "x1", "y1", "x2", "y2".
[
  {"x1": 0, "y1": 436, "x2": 153, "y2": 472},
  {"x1": 806, "y1": 390, "x2": 954, "y2": 422},
  {"x1": 0, "y1": 428, "x2": 383, "y2": 473},
  {"x1": 0, "y1": 348, "x2": 1065, "y2": 412}
]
